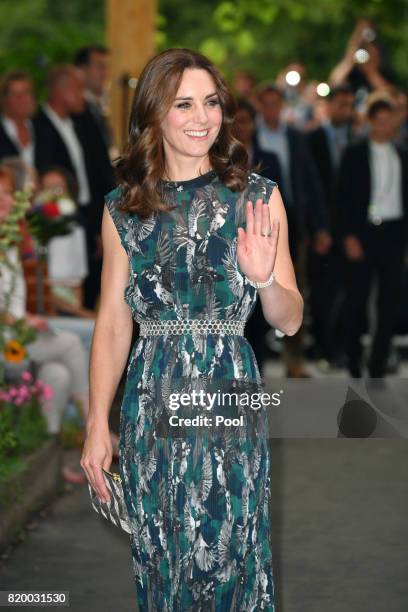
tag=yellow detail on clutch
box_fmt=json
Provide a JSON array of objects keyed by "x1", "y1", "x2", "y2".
[{"x1": 103, "y1": 468, "x2": 121, "y2": 482}]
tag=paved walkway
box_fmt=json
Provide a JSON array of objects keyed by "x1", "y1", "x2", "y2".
[
  {"x1": 270, "y1": 438, "x2": 408, "y2": 612},
  {"x1": 0, "y1": 455, "x2": 136, "y2": 611},
  {"x1": 1, "y1": 421, "x2": 407, "y2": 611}
]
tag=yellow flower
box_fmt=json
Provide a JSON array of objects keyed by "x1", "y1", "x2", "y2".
[{"x1": 4, "y1": 340, "x2": 27, "y2": 363}]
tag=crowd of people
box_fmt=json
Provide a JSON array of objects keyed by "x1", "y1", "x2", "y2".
[
  {"x1": 0, "y1": 20, "x2": 407, "y2": 481},
  {"x1": 234, "y1": 19, "x2": 408, "y2": 378},
  {"x1": 0, "y1": 45, "x2": 118, "y2": 483}
]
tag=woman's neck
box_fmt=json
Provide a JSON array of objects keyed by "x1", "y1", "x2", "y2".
[{"x1": 163, "y1": 154, "x2": 212, "y2": 182}]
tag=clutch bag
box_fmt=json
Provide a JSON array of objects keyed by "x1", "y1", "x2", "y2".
[{"x1": 88, "y1": 468, "x2": 131, "y2": 534}]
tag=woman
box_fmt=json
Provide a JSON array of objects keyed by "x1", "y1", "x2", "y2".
[{"x1": 81, "y1": 48, "x2": 303, "y2": 611}]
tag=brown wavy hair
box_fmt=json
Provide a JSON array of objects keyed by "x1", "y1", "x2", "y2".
[{"x1": 115, "y1": 48, "x2": 249, "y2": 220}]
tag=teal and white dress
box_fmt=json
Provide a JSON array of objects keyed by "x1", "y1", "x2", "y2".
[{"x1": 105, "y1": 169, "x2": 276, "y2": 611}]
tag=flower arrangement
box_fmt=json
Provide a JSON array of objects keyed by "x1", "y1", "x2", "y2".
[
  {"x1": 25, "y1": 187, "x2": 78, "y2": 247},
  {"x1": 0, "y1": 370, "x2": 52, "y2": 406},
  {"x1": 3, "y1": 339, "x2": 27, "y2": 363},
  {"x1": 0, "y1": 188, "x2": 37, "y2": 385},
  {"x1": 0, "y1": 323, "x2": 38, "y2": 386},
  {"x1": 0, "y1": 370, "x2": 52, "y2": 479},
  {"x1": 0, "y1": 190, "x2": 52, "y2": 481}
]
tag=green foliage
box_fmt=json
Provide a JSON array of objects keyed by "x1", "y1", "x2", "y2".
[
  {"x1": 60, "y1": 411, "x2": 84, "y2": 449},
  {"x1": 12, "y1": 398, "x2": 48, "y2": 455},
  {"x1": 0, "y1": 318, "x2": 37, "y2": 357},
  {"x1": 0, "y1": 190, "x2": 31, "y2": 261},
  {"x1": 0, "y1": 397, "x2": 48, "y2": 481},
  {"x1": 0, "y1": 0, "x2": 105, "y2": 99},
  {"x1": 25, "y1": 212, "x2": 77, "y2": 247},
  {"x1": 158, "y1": 0, "x2": 408, "y2": 85},
  {"x1": 0, "y1": 456, "x2": 25, "y2": 488},
  {"x1": 0, "y1": 0, "x2": 406, "y2": 94}
]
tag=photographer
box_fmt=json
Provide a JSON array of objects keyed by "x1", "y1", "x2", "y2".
[{"x1": 329, "y1": 19, "x2": 395, "y2": 95}]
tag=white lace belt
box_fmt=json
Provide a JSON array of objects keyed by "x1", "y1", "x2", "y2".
[{"x1": 139, "y1": 319, "x2": 246, "y2": 337}]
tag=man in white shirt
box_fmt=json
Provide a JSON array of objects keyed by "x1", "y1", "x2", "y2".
[
  {"x1": 338, "y1": 98, "x2": 408, "y2": 378},
  {"x1": 38, "y1": 66, "x2": 91, "y2": 206},
  {"x1": 255, "y1": 83, "x2": 331, "y2": 377},
  {"x1": 33, "y1": 65, "x2": 115, "y2": 309},
  {"x1": 0, "y1": 71, "x2": 36, "y2": 166}
]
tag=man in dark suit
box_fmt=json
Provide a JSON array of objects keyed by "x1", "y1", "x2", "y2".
[
  {"x1": 74, "y1": 45, "x2": 116, "y2": 157},
  {"x1": 232, "y1": 98, "x2": 282, "y2": 183},
  {"x1": 307, "y1": 84, "x2": 355, "y2": 363},
  {"x1": 338, "y1": 98, "x2": 408, "y2": 377},
  {"x1": 256, "y1": 84, "x2": 331, "y2": 255},
  {"x1": 33, "y1": 65, "x2": 115, "y2": 309},
  {"x1": 0, "y1": 71, "x2": 36, "y2": 165},
  {"x1": 255, "y1": 84, "x2": 331, "y2": 377}
]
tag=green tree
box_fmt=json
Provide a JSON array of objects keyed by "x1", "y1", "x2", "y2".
[
  {"x1": 158, "y1": 0, "x2": 408, "y2": 85},
  {"x1": 0, "y1": 0, "x2": 406, "y2": 94},
  {"x1": 0, "y1": 0, "x2": 105, "y2": 96}
]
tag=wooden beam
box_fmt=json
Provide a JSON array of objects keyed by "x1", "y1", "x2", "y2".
[{"x1": 106, "y1": 0, "x2": 156, "y2": 151}]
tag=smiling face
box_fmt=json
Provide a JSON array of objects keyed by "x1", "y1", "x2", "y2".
[{"x1": 160, "y1": 68, "x2": 223, "y2": 172}]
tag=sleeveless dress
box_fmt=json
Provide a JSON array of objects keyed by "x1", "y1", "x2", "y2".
[{"x1": 104, "y1": 170, "x2": 277, "y2": 612}]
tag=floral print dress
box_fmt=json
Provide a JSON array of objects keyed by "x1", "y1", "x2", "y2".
[{"x1": 104, "y1": 170, "x2": 276, "y2": 611}]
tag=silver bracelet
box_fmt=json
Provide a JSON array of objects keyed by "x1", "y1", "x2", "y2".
[{"x1": 245, "y1": 271, "x2": 276, "y2": 289}]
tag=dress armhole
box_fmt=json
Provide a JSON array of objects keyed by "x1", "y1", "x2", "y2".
[
  {"x1": 248, "y1": 173, "x2": 277, "y2": 205},
  {"x1": 104, "y1": 189, "x2": 129, "y2": 253},
  {"x1": 247, "y1": 174, "x2": 284, "y2": 338},
  {"x1": 238, "y1": 174, "x2": 278, "y2": 229},
  {"x1": 265, "y1": 178, "x2": 278, "y2": 204}
]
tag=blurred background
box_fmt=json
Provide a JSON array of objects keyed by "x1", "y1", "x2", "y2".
[
  {"x1": 1, "y1": 0, "x2": 407, "y2": 147},
  {"x1": 0, "y1": 1, "x2": 407, "y2": 611}
]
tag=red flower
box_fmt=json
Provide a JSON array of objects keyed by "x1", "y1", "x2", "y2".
[{"x1": 42, "y1": 202, "x2": 60, "y2": 218}]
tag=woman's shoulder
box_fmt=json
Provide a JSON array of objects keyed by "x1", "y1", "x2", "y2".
[
  {"x1": 104, "y1": 185, "x2": 140, "y2": 220},
  {"x1": 103, "y1": 185, "x2": 133, "y2": 242},
  {"x1": 104, "y1": 184, "x2": 135, "y2": 219},
  {"x1": 104, "y1": 185, "x2": 125, "y2": 209},
  {"x1": 233, "y1": 172, "x2": 278, "y2": 227}
]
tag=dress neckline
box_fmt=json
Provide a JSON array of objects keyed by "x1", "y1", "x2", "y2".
[{"x1": 159, "y1": 169, "x2": 217, "y2": 190}]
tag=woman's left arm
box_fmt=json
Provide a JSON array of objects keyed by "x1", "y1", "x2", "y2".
[
  {"x1": 237, "y1": 186, "x2": 303, "y2": 336},
  {"x1": 259, "y1": 187, "x2": 303, "y2": 335}
]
